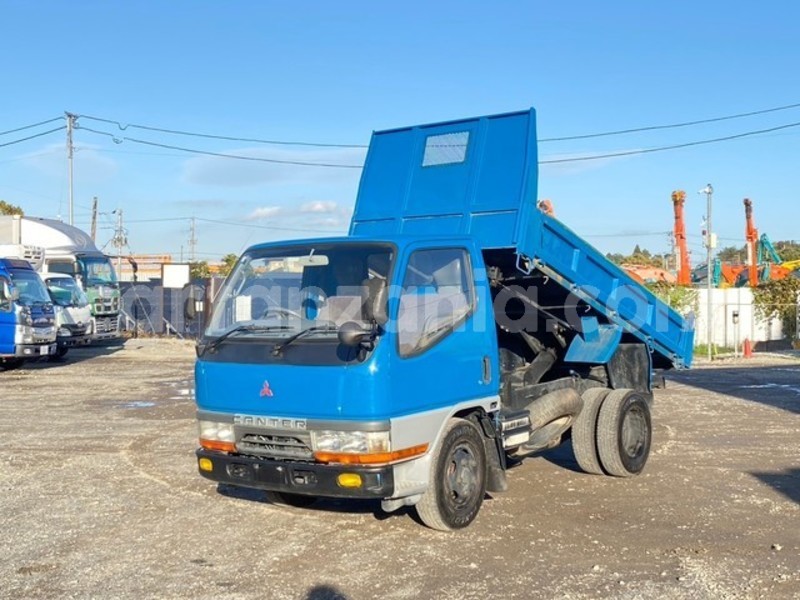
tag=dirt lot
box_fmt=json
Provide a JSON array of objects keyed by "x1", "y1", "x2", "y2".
[{"x1": 1, "y1": 340, "x2": 799, "y2": 600}]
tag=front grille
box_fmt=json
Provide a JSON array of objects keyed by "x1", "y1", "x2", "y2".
[
  {"x1": 64, "y1": 323, "x2": 88, "y2": 335},
  {"x1": 95, "y1": 317, "x2": 118, "y2": 333},
  {"x1": 237, "y1": 433, "x2": 313, "y2": 460}
]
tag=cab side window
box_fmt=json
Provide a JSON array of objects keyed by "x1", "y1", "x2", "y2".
[
  {"x1": 0, "y1": 278, "x2": 11, "y2": 312},
  {"x1": 398, "y1": 248, "x2": 473, "y2": 356}
]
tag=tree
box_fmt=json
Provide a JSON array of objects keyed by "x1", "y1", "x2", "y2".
[
  {"x1": 774, "y1": 240, "x2": 800, "y2": 263},
  {"x1": 0, "y1": 200, "x2": 23, "y2": 215},
  {"x1": 752, "y1": 277, "x2": 800, "y2": 340},
  {"x1": 190, "y1": 261, "x2": 211, "y2": 280},
  {"x1": 716, "y1": 245, "x2": 746, "y2": 263},
  {"x1": 218, "y1": 253, "x2": 238, "y2": 277}
]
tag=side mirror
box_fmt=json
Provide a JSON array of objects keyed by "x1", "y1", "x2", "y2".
[
  {"x1": 361, "y1": 278, "x2": 388, "y2": 326},
  {"x1": 338, "y1": 321, "x2": 373, "y2": 347}
]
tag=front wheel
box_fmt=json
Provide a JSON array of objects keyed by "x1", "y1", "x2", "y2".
[{"x1": 415, "y1": 418, "x2": 487, "y2": 531}]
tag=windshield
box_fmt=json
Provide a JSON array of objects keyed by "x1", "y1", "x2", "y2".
[
  {"x1": 78, "y1": 256, "x2": 118, "y2": 286},
  {"x1": 205, "y1": 243, "x2": 394, "y2": 339},
  {"x1": 45, "y1": 276, "x2": 90, "y2": 307},
  {"x1": 8, "y1": 269, "x2": 51, "y2": 306}
]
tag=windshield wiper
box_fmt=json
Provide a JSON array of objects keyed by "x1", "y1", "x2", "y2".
[
  {"x1": 272, "y1": 325, "x2": 338, "y2": 357},
  {"x1": 200, "y1": 324, "x2": 291, "y2": 357}
]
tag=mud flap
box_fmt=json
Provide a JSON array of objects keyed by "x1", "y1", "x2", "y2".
[{"x1": 477, "y1": 413, "x2": 508, "y2": 493}]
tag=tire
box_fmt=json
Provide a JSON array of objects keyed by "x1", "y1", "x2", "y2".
[
  {"x1": 48, "y1": 347, "x2": 69, "y2": 362},
  {"x1": 415, "y1": 418, "x2": 487, "y2": 531},
  {"x1": 597, "y1": 389, "x2": 652, "y2": 477},
  {"x1": 264, "y1": 491, "x2": 317, "y2": 508},
  {"x1": 0, "y1": 358, "x2": 24, "y2": 371},
  {"x1": 572, "y1": 387, "x2": 611, "y2": 475},
  {"x1": 509, "y1": 388, "x2": 583, "y2": 457}
]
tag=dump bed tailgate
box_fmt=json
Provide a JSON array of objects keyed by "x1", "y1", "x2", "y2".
[{"x1": 350, "y1": 109, "x2": 693, "y2": 369}]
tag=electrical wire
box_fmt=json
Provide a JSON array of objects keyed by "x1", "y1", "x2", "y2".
[
  {"x1": 76, "y1": 126, "x2": 363, "y2": 168},
  {"x1": 120, "y1": 215, "x2": 336, "y2": 234},
  {"x1": 539, "y1": 120, "x2": 800, "y2": 164},
  {"x1": 78, "y1": 113, "x2": 368, "y2": 148},
  {"x1": 0, "y1": 126, "x2": 66, "y2": 149},
  {"x1": 78, "y1": 101, "x2": 800, "y2": 149},
  {"x1": 539, "y1": 101, "x2": 800, "y2": 142},
  {"x1": 0, "y1": 116, "x2": 63, "y2": 137}
]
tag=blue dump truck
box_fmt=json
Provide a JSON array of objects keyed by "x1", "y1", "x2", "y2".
[
  {"x1": 0, "y1": 258, "x2": 57, "y2": 370},
  {"x1": 194, "y1": 109, "x2": 694, "y2": 530}
]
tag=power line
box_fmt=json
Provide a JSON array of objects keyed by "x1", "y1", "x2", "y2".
[
  {"x1": 78, "y1": 113, "x2": 368, "y2": 148},
  {"x1": 77, "y1": 101, "x2": 800, "y2": 148},
  {"x1": 76, "y1": 126, "x2": 363, "y2": 168},
  {"x1": 539, "y1": 120, "x2": 800, "y2": 164},
  {"x1": 0, "y1": 116, "x2": 63, "y2": 137},
  {"x1": 73, "y1": 116, "x2": 800, "y2": 168},
  {"x1": 121, "y1": 215, "x2": 335, "y2": 234},
  {"x1": 539, "y1": 101, "x2": 800, "y2": 142},
  {"x1": 0, "y1": 126, "x2": 66, "y2": 149}
]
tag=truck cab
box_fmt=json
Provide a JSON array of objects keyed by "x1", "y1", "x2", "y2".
[
  {"x1": 0, "y1": 258, "x2": 57, "y2": 369},
  {"x1": 0, "y1": 216, "x2": 122, "y2": 341},
  {"x1": 194, "y1": 109, "x2": 694, "y2": 530},
  {"x1": 44, "y1": 253, "x2": 121, "y2": 341},
  {"x1": 40, "y1": 271, "x2": 93, "y2": 357}
]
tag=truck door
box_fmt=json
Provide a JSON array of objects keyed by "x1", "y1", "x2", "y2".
[
  {"x1": 389, "y1": 244, "x2": 499, "y2": 413},
  {"x1": 0, "y1": 276, "x2": 15, "y2": 355}
]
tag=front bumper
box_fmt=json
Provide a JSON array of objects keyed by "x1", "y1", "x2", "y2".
[
  {"x1": 196, "y1": 449, "x2": 394, "y2": 499},
  {"x1": 58, "y1": 334, "x2": 92, "y2": 348},
  {"x1": 15, "y1": 343, "x2": 57, "y2": 357}
]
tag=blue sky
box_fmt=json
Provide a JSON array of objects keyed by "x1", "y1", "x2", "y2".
[{"x1": 1, "y1": 1, "x2": 799, "y2": 264}]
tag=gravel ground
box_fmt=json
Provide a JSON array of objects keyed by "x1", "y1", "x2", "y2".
[{"x1": 1, "y1": 339, "x2": 799, "y2": 600}]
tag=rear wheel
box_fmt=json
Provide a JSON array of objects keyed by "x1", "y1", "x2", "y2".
[
  {"x1": 572, "y1": 387, "x2": 611, "y2": 475},
  {"x1": 264, "y1": 491, "x2": 317, "y2": 508},
  {"x1": 415, "y1": 418, "x2": 487, "y2": 531},
  {"x1": 597, "y1": 389, "x2": 652, "y2": 477}
]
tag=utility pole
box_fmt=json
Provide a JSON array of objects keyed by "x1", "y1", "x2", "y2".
[
  {"x1": 699, "y1": 184, "x2": 715, "y2": 361},
  {"x1": 112, "y1": 208, "x2": 126, "y2": 278},
  {"x1": 90, "y1": 196, "x2": 98, "y2": 242},
  {"x1": 189, "y1": 217, "x2": 197, "y2": 262},
  {"x1": 65, "y1": 112, "x2": 77, "y2": 226}
]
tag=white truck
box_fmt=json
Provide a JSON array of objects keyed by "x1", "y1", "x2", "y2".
[
  {"x1": 0, "y1": 215, "x2": 121, "y2": 341},
  {"x1": 40, "y1": 271, "x2": 92, "y2": 358}
]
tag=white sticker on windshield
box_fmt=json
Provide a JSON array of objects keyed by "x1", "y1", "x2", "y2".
[{"x1": 235, "y1": 295, "x2": 252, "y2": 322}]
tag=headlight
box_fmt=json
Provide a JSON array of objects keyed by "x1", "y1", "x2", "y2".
[
  {"x1": 20, "y1": 307, "x2": 32, "y2": 326},
  {"x1": 311, "y1": 430, "x2": 391, "y2": 454},
  {"x1": 198, "y1": 420, "x2": 235, "y2": 443},
  {"x1": 58, "y1": 327, "x2": 71, "y2": 337}
]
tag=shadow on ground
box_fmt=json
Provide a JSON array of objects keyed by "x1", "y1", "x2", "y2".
[
  {"x1": 751, "y1": 468, "x2": 800, "y2": 506},
  {"x1": 668, "y1": 364, "x2": 800, "y2": 414}
]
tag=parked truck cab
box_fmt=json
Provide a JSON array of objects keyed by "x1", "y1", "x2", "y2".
[
  {"x1": 194, "y1": 110, "x2": 694, "y2": 530},
  {"x1": 0, "y1": 216, "x2": 122, "y2": 341},
  {"x1": 40, "y1": 271, "x2": 92, "y2": 358},
  {"x1": 0, "y1": 258, "x2": 57, "y2": 370}
]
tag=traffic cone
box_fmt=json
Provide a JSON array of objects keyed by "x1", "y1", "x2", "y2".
[{"x1": 743, "y1": 338, "x2": 753, "y2": 358}]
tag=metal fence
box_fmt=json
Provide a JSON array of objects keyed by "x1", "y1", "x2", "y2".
[{"x1": 119, "y1": 278, "x2": 223, "y2": 338}]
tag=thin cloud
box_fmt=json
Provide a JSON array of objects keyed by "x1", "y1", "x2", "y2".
[
  {"x1": 22, "y1": 142, "x2": 119, "y2": 182},
  {"x1": 246, "y1": 206, "x2": 284, "y2": 221},
  {"x1": 300, "y1": 200, "x2": 338, "y2": 213}
]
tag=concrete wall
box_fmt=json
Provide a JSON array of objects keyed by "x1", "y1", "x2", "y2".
[{"x1": 693, "y1": 287, "x2": 785, "y2": 348}]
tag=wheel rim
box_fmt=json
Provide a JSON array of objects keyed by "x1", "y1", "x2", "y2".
[
  {"x1": 444, "y1": 442, "x2": 479, "y2": 508},
  {"x1": 621, "y1": 404, "x2": 648, "y2": 459}
]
